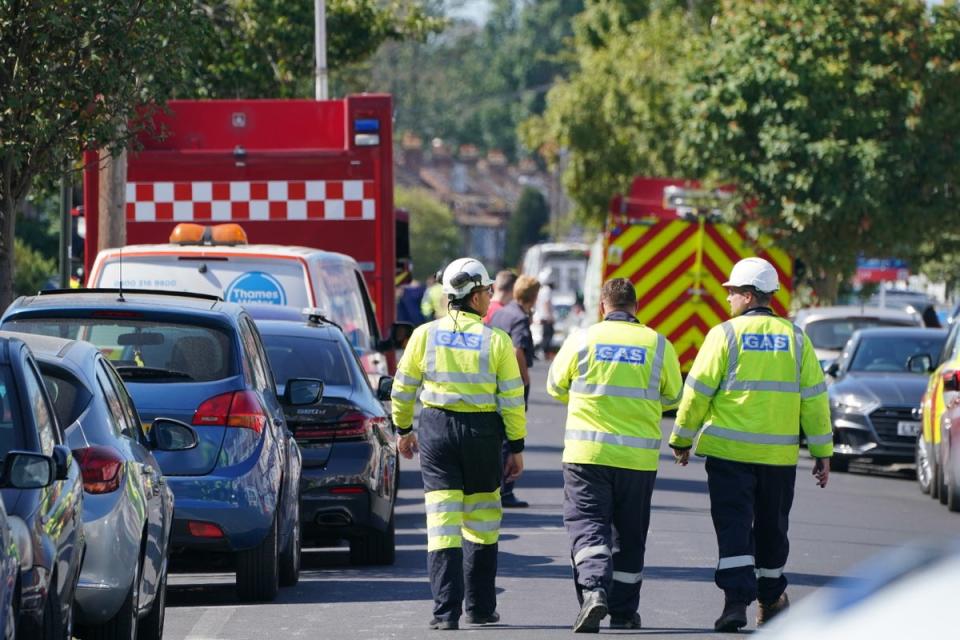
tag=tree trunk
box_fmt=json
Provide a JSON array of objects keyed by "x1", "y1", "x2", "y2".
[
  {"x1": 0, "y1": 161, "x2": 17, "y2": 311},
  {"x1": 98, "y1": 148, "x2": 127, "y2": 252},
  {"x1": 810, "y1": 267, "x2": 841, "y2": 305}
]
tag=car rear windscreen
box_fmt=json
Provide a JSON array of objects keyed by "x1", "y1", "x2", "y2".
[
  {"x1": 261, "y1": 334, "x2": 353, "y2": 388},
  {"x1": 5, "y1": 318, "x2": 236, "y2": 383},
  {"x1": 805, "y1": 318, "x2": 917, "y2": 351}
]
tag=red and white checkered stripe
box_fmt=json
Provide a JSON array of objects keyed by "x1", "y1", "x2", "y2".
[{"x1": 125, "y1": 180, "x2": 376, "y2": 222}]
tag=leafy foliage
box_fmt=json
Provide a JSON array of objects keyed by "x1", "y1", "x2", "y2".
[
  {"x1": 396, "y1": 186, "x2": 462, "y2": 280},
  {"x1": 13, "y1": 239, "x2": 55, "y2": 297},
  {"x1": 504, "y1": 187, "x2": 549, "y2": 268},
  {"x1": 185, "y1": 0, "x2": 445, "y2": 98},
  {"x1": 0, "y1": 0, "x2": 204, "y2": 308}
]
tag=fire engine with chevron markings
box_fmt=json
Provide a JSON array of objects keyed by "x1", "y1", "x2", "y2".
[{"x1": 585, "y1": 177, "x2": 793, "y2": 372}]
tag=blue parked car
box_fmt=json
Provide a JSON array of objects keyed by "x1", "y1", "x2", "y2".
[
  {"x1": 0, "y1": 496, "x2": 19, "y2": 640},
  {"x1": 0, "y1": 333, "x2": 85, "y2": 638},
  {"x1": 1, "y1": 290, "x2": 318, "y2": 602}
]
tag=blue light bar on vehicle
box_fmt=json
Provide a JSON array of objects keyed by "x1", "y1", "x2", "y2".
[{"x1": 354, "y1": 119, "x2": 380, "y2": 133}]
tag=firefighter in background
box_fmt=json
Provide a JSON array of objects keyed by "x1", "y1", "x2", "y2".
[
  {"x1": 421, "y1": 270, "x2": 449, "y2": 320},
  {"x1": 392, "y1": 257, "x2": 527, "y2": 630},
  {"x1": 669, "y1": 257, "x2": 832, "y2": 632},
  {"x1": 547, "y1": 278, "x2": 682, "y2": 632}
]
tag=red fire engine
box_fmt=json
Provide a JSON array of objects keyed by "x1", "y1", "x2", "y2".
[{"x1": 81, "y1": 94, "x2": 404, "y2": 334}]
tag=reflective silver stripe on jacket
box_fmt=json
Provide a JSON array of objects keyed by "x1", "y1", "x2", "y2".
[
  {"x1": 569, "y1": 381, "x2": 659, "y2": 399},
  {"x1": 462, "y1": 520, "x2": 499, "y2": 532},
  {"x1": 719, "y1": 320, "x2": 804, "y2": 393},
  {"x1": 685, "y1": 375, "x2": 717, "y2": 397},
  {"x1": 497, "y1": 395, "x2": 525, "y2": 409},
  {"x1": 391, "y1": 390, "x2": 417, "y2": 402},
  {"x1": 801, "y1": 382, "x2": 827, "y2": 398},
  {"x1": 612, "y1": 571, "x2": 643, "y2": 584},
  {"x1": 427, "y1": 370, "x2": 496, "y2": 384},
  {"x1": 428, "y1": 525, "x2": 463, "y2": 538},
  {"x1": 394, "y1": 371, "x2": 421, "y2": 387},
  {"x1": 805, "y1": 433, "x2": 833, "y2": 446},
  {"x1": 463, "y1": 501, "x2": 501, "y2": 513},
  {"x1": 717, "y1": 555, "x2": 755, "y2": 570},
  {"x1": 574, "y1": 545, "x2": 611, "y2": 565},
  {"x1": 498, "y1": 377, "x2": 524, "y2": 392},
  {"x1": 702, "y1": 425, "x2": 799, "y2": 446},
  {"x1": 565, "y1": 429, "x2": 661, "y2": 450},
  {"x1": 421, "y1": 390, "x2": 496, "y2": 406},
  {"x1": 671, "y1": 424, "x2": 698, "y2": 440}
]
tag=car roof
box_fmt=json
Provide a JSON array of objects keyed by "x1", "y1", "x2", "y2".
[
  {"x1": 794, "y1": 305, "x2": 921, "y2": 323},
  {"x1": 254, "y1": 318, "x2": 342, "y2": 341},
  {"x1": 851, "y1": 327, "x2": 948, "y2": 339},
  {"x1": 5, "y1": 289, "x2": 245, "y2": 321},
  {"x1": 96, "y1": 243, "x2": 359, "y2": 265}
]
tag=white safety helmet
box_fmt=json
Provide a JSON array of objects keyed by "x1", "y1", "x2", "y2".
[
  {"x1": 441, "y1": 257, "x2": 495, "y2": 299},
  {"x1": 722, "y1": 257, "x2": 780, "y2": 293}
]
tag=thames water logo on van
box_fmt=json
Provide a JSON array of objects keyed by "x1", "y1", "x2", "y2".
[
  {"x1": 435, "y1": 330, "x2": 482, "y2": 351},
  {"x1": 742, "y1": 333, "x2": 790, "y2": 352},
  {"x1": 225, "y1": 272, "x2": 287, "y2": 306},
  {"x1": 595, "y1": 344, "x2": 646, "y2": 365}
]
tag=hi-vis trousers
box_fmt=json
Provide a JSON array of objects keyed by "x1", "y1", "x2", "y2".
[
  {"x1": 705, "y1": 456, "x2": 796, "y2": 605},
  {"x1": 562, "y1": 463, "x2": 656, "y2": 619},
  {"x1": 419, "y1": 407, "x2": 503, "y2": 622}
]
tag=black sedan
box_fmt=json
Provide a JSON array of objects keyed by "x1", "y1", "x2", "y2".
[
  {"x1": 826, "y1": 327, "x2": 947, "y2": 471},
  {"x1": 252, "y1": 311, "x2": 398, "y2": 565}
]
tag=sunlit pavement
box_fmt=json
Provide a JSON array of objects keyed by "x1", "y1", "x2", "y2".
[{"x1": 162, "y1": 368, "x2": 958, "y2": 639}]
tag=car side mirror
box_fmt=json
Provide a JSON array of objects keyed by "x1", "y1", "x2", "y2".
[
  {"x1": 51, "y1": 445, "x2": 71, "y2": 480},
  {"x1": 907, "y1": 353, "x2": 934, "y2": 374},
  {"x1": 0, "y1": 451, "x2": 55, "y2": 489},
  {"x1": 377, "y1": 376, "x2": 394, "y2": 402},
  {"x1": 282, "y1": 378, "x2": 324, "y2": 406},
  {"x1": 825, "y1": 361, "x2": 840, "y2": 378},
  {"x1": 378, "y1": 322, "x2": 414, "y2": 351},
  {"x1": 149, "y1": 418, "x2": 199, "y2": 451}
]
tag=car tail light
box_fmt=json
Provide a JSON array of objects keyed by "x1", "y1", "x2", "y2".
[
  {"x1": 943, "y1": 370, "x2": 960, "y2": 393},
  {"x1": 188, "y1": 521, "x2": 224, "y2": 538},
  {"x1": 295, "y1": 412, "x2": 384, "y2": 440},
  {"x1": 73, "y1": 446, "x2": 124, "y2": 494},
  {"x1": 192, "y1": 390, "x2": 267, "y2": 434},
  {"x1": 329, "y1": 486, "x2": 367, "y2": 495}
]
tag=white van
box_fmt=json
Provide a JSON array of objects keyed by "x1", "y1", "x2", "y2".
[{"x1": 88, "y1": 225, "x2": 392, "y2": 376}]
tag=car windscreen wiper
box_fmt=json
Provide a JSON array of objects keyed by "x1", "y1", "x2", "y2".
[{"x1": 114, "y1": 366, "x2": 194, "y2": 381}]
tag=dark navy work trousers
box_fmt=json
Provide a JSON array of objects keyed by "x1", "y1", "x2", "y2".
[
  {"x1": 562, "y1": 463, "x2": 656, "y2": 619},
  {"x1": 705, "y1": 456, "x2": 796, "y2": 605}
]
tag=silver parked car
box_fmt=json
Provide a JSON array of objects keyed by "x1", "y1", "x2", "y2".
[
  {"x1": 19, "y1": 333, "x2": 198, "y2": 640},
  {"x1": 793, "y1": 305, "x2": 923, "y2": 368}
]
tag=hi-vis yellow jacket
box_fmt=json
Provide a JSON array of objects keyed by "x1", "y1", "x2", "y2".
[
  {"x1": 547, "y1": 317, "x2": 683, "y2": 471},
  {"x1": 391, "y1": 310, "x2": 527, "y2": 442},
  {"x1": 669, "y1": 311, "x2": 832, "y2": 465}
]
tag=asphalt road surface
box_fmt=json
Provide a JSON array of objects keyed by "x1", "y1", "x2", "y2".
[{"x1": 163, "y1": 367, "x2": 958, "y2": 639}]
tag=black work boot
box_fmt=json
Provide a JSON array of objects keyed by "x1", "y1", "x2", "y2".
[
  {"x1": 428, "y1": 618, "x2": 459, "y2": 630},
  {"x1": 609, "y1": 612, "x2": 642, "y2": 629},
  {"x1": 714, "y1": 599, "x2": 748, "y2": 632},
  {"x1": 757, "y1": 592, "x2": 790, "y2": 626},
  {"x1": 573, "y1": 588, "x2": 608, "y2": 633},
  {"x1": 465, "y1": 611, "x2": 500, "y2": 625}
]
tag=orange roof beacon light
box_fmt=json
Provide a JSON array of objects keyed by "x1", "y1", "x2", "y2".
[
  {"x1": 210, "y1": 224, "x2": 248, "y2": 245},
  {"x1": 169, "y1": 223, "x2": 249, "y2": 246},
  {"x1": 169, "y1": 223, "x2": 206, "y2": 245}
]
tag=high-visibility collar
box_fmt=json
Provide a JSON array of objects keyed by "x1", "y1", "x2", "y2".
[
  {"x1": 603, "y1": 310, "x2": 640, "y2": 324},
  {"x1": 449, "y1": 306, "x2": 483, "y2": 319}
]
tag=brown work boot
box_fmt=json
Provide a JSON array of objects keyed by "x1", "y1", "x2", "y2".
[
  {"x1": 756, "y1": 592, "x2": 790, "y2": 626},
  {"x1": 713, "y1": 600, "x2": 748, "y2": 632}
]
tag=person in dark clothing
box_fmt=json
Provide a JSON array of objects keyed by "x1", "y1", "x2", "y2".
[{"x1": 489, "y1": 274, "x2": 540, "y2": 508}]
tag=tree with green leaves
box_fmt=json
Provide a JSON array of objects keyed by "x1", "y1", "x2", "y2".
[
  {"x1": 13, "y1": 239, "x2": 56, "y2": 298},
  {"x1": 0, "y1": 0, "x2": 204, "y2": 309},
  {"x1": 185, "y1": 0, "x2": 445, "y2": 98},
  {"x1": 683, "y1": 0, "x2": 960, "y2": 301},
  {"x1": 396, "y1": 186, "x2": 462, "y2": 281},
  {"x1": 504, "y1": 187, "x2": 549, "y2": 268}
]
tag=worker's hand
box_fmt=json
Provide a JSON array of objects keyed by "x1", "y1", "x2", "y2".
[
  {"x1": 397, "y1": 433, "x2": 419, "y2": 460},
  {"x1": 813, "y1": 457, "x2": 830, "y2": 488},
  {"x1": 671, "y1": 447, "x2": 690, "y2": 466},
  {"x1": 504, "y1": 452, "x2": 524, "y2": 482}
]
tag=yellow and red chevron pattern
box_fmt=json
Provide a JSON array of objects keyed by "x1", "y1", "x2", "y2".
[{"x1": 603, "y1": 216, "x2": 792, "y2": 372}]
